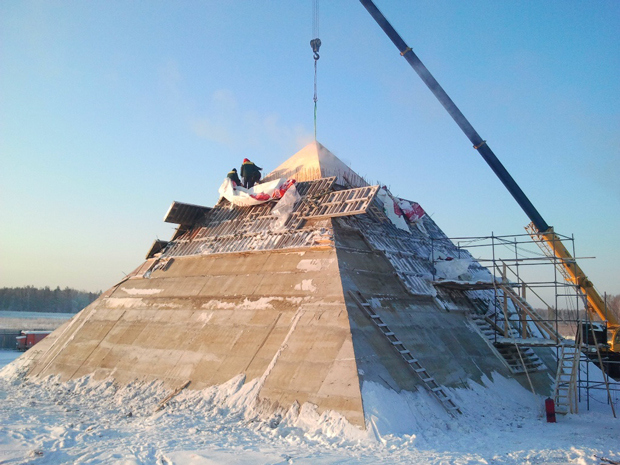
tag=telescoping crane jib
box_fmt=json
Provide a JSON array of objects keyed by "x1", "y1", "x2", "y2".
[{"x1": 359, "y1": 0, "x2": 619, "y2": 354}]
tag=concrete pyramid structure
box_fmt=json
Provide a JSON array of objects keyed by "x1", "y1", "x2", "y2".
[{"x1": 24, "y1": 142, "x2": 556, "y2": 428}]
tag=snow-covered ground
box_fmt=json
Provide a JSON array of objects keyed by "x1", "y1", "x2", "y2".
[
  {"x1": 0, "y1": 350, "x2": 618, "y2": 465},
  {"x1": 0, "y1": 311, "x2": 74, "y2": 331},
  {"x1": 0, "y1": 312, "x2": 75, "y2": 320}
]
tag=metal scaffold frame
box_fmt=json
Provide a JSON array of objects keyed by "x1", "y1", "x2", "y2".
[{"x1": 430, "y1": 231, "x2": 618, "y2": 416}]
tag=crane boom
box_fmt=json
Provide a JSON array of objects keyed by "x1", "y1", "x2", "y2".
[
  {"x1": 360, "y1": 0, "x2": 619, "y2": 350},
  {"x1": 359, "y1": 0, "x2": 548, "y2": 232}
]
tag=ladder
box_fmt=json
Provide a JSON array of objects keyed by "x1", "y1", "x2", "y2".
[
  {"x1": 348, "y1": 290, "x2": 461, "y2": 415},
  {"x1": 552, "y1": 323, "x2": 617, "y2": 418},
  {"x1": 553, "y1": 341, "x2": 580, "y2": 414}
]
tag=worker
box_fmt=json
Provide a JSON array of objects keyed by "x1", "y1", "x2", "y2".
[
  {"x1": 227, "y1": 168, "x2": 241, "y2": 187},
  {"x1": 240, "y1": 158, "x2": 262, "y2": 189}
]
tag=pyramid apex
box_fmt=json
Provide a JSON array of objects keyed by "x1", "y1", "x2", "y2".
[{"x1": 263, "y1": 141, "x2": 368, "y2": 187}]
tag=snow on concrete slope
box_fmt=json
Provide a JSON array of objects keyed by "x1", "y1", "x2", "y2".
[{"x1": 0, "y1": 352, "x2": 618, "y2": 464}]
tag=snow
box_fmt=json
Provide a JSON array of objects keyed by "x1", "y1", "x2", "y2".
[
  {"x1": 0, "y1": 311, "x2": 74, "y2": 331},
  {"x1": 0, "y1": 351, "x2": 618, "y2": 464},
  {"x1": 202, "y1": 297, "x2": 309, "y2": 311},
  {"x1": 105, "y1": 297, "x2": 145, "y2": 309},
  {"x1": 294, "y1": 280, "x2": 316, "y2": 292},
  {"x1": 0, "y1": 311, "x2": 75, "y2": 321},
  {"x1": 122, "y1": 288, "x2": 164, "y2": 296},
  {"x1": 467, "y1": 267, "x2": 496, "y2": 283},
  {"x1": 434, "y1": 258, "x2": 472, "y2": 280},
  {"x1": 0, "y1": 351, "x2": 20, "y2": 368},
  {"x1": 296, "y1": 259, "x2": 334, "y2": 272},
  {"x1": 236, "y1": 297, "x2": 285, "y2": 310},
  {"x1": 201, "y1": 300, "x2": 236, "y2": 310}
]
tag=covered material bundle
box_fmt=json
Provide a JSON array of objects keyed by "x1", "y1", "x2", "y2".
[{"x1": 218, "y1": 178, "x2": 296, "y2": 207}]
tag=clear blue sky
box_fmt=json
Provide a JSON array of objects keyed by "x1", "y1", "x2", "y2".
[{"x1": 1, "y1": 1, "x2": 618, "y2": 296}]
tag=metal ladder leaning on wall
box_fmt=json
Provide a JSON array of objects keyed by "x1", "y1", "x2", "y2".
[{"x1": 348, "y1": 290, "x2": 461, "y2": 416}]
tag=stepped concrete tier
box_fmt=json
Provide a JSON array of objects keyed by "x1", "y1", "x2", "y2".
[{"x1": 23, "y1": 142, "x2": 557, "y2": 428}]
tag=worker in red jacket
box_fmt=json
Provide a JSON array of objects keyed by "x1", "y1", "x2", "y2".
[{"x1": 240, "y1": 158, "x2": 262, "y2": 188}]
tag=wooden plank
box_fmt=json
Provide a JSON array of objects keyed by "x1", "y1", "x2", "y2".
[{"x1": 155, "y1": 380, "x2": 191, "y2": 412}]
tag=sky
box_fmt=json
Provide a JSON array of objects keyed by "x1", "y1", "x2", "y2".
[{"x1": 1, "y1": 1, "x2": 618, "y2": 297}]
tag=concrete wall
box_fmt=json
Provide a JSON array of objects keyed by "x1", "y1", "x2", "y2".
[
  {"x1": 25, "y1": 247, "x2": 366, "y2": 426},
  {"x1": 334, "y1": 225, "x2": 553, "y2": 396},
  {"x1": 25, "y1": 225, "x2": 554, "y2": 428}
]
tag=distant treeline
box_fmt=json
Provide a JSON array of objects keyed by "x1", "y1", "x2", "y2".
[
  {"x1": 0, "y1": 286, "x2": 101, "y2": 314},
  {"x1": 538, "y1": 293, "x2": 620, "y2": 322}
]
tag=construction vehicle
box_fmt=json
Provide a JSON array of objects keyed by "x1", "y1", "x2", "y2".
[
  {"x1": 16, "y1": 330, "x2": 51, "y2": 351},
  {"x1": 359, "y1": 0, "x2": 620, "y2": 368}
]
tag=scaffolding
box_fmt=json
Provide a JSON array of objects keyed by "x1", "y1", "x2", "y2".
[{"x1": 431, "y1": 231, "x2": 618, "y2": 416}]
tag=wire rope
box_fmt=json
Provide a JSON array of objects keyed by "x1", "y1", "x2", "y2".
[{"x1": 311, "y1": 0, "x2": 321, "y2": 140}]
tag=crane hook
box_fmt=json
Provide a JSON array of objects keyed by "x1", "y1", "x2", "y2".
[{"x1": 310, "y1": 38, "x2": 321, "y2": 60}]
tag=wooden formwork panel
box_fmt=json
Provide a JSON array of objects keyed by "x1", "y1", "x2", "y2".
[{"x1": 302, "y1": 185, "x2": 380, "y2": 219}]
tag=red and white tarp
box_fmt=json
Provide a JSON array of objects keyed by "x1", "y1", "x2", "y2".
[
  {"x1": 377, "y1": 187, "x2": 427, "y2": 234},
  {"x1": 398, "y1": 199, "x2": 425, "y2": 223},
  {"x1": 218, "y1": 178, "x2": 297, "y2": 207}
]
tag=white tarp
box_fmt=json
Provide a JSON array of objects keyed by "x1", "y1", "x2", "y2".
[
  {"x1": 377, "y1": 188, "x2": 409, "y2": 232},
  {"x1": 218, "y1": 178, "x2": 296, "y2": 207},
  {"x1": 271, "y1": 184, "x2": 301, "y2": 231}
]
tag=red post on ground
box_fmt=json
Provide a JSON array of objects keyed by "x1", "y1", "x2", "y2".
[{"x1": 545, "y1": 398, "x2": 556, "y2": 423}]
